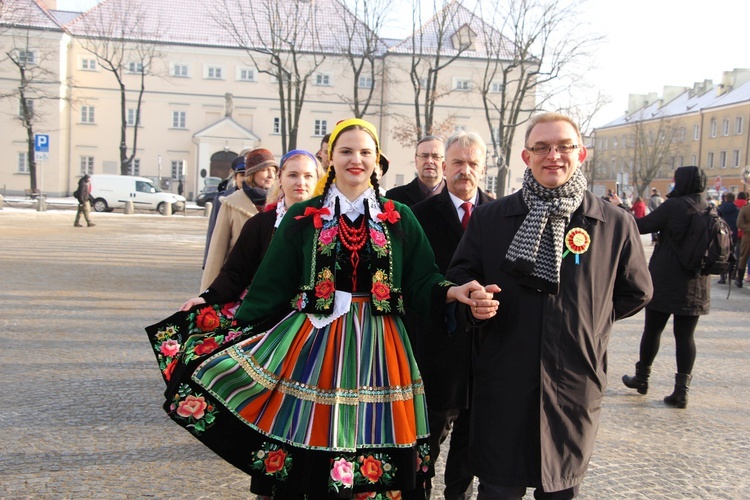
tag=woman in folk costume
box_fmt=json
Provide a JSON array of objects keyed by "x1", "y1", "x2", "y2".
[{"x1": 146, "y1": 118, "x2": 498, "y2": 499}]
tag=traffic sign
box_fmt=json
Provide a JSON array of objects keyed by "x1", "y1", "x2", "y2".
[{"x1": 34, "y1": 134, "x2": 49, "y2": 152}]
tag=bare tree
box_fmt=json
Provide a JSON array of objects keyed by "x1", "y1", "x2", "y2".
[
  {"x1": 1, "y1": 24, "x2": 69, "y2": 192},
  {"x1": 335, "y1": 0, "x2": 392, "y2": 118},
  {"x1": 218, "y1": 0, "x2": 326, "y2": 153},
  {"x1": 478, "y1": 0, "x2": 603, "y2": 197},
  {"x1": 631, "y1": 116, "x2": 683, "y2": 198},
  {"x1": 392, "y1": 0, "x2": 477, "y2": 145},
  {"x1": 70, "y1": 0, "x2": 162, "y2": 175}
]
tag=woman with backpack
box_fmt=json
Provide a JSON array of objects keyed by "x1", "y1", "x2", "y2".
[{"x1": 622, "y1": 166, "x2": 710, "y2": 408}]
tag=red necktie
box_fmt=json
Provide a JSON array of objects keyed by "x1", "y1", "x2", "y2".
[{"x1": 460, "y1": 202, "x2": 473, "y2": 230}]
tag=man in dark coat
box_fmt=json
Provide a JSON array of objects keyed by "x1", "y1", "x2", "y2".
[
  {"x1": 716, "y1": 192, "x2": 739, "y2": 284},
  {"x1": 447, "y1": 112, "x2": 652, "y2": 499},
  {"x1": 410, "y1": 131, "x2": 493, "y2": 500},
  {"x1": 385, "y1": 135, "x2": 446, "y2": 206}
]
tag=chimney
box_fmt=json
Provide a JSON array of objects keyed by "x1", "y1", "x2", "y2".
[{"x1": 662, "y1": 86, "x2": 688, "y2": 104}]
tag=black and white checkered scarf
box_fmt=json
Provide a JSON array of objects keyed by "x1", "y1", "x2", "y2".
[{"x1": 505, "y1": 167, "x2": 587, "y2": 292}]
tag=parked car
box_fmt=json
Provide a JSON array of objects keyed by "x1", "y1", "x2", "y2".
[
  {"x1": 196, "y1": 185, "x2": 219, "y2": 207},
  {"x1": 89, "y1": 175, "x2": 186, "y2": 215}
]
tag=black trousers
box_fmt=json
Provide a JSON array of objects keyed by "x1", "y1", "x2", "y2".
[
  {"x1": 427, "y1": 406, "x2": 473, "y2": 500},
  {"x1": 477, "y1": 481, "x2": 579, "y2": 500},
  {"x1": 638, "y1": 308, "x2": 700, "y2": 374}
]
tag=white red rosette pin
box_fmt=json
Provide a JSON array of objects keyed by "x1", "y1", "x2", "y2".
[{"x1": 563, "y1": 227, "x2": 591, "y2": 265}]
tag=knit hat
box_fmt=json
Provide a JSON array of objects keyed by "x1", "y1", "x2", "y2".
[
  {"x1": 231, "y1": 156, "x2": 246, "y2": 173},
  {"x1": 245, "y1": 148, "x2": 278, "y2": 176}
]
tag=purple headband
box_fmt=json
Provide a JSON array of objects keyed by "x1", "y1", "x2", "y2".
[{"x1": 280, "y1": 149, "x2": 318, "y2": 169}]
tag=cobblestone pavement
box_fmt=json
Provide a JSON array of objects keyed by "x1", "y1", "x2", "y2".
[{"x1": 1, "y1": 209, "x2": 748, "y2": 499}]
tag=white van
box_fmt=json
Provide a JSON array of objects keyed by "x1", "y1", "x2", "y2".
[{"x1": 89, "y1": 175, "x2": 186, "y2": 215}]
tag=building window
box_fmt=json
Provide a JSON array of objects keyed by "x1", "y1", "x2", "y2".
[
  {"x1": 315, "y1": 73, "x2": 332, "y2": 86},
  {"x1": 172, "y1": 63, "x2": 189, "y2": 77},
  {"x1": 127, "y1": 108, "x2": 141, "y2": 127},
  {"x1": 722, "y1": 119, "x2": 730, "y2": 136},
  {"x1": 81, "y1": 58, "x2": 97, "y2": 71},
  {"x1": 453, "y1": 78, "x2": 471, "y2": 91},
  {"x1": 171, "y1": 160, "x2": 184, "y2": 180},
  {"x1": 238, "y1": 67, "x2": 256, "y2": 82},
  {"x1": 710, "y1": 119, "x2": 717, "y2": 138},
  {"x1": 678, "y1": 127, "x2": 686, "y2": 142},
  {"x1": 691, "y1": 154, "x2": 697, "y2": 164},
  {"x1": 358, "y1": 76, "x2": 373, "y2": 89},
  {"x1": 127, "y1": 61, "x2": 143, "y2": 73},
  {"x1": 80, "y1": 156, "x2": 95, "y2": 175},
  {"x1": 612, "y1": 137, "x2": 618, "y2": 149},
  {"x1": 454, "y1": 125, "x2": 466, "y2": 132},
  {"x1": 490, "y1": 82, "x2": 504, "y2": 93},
  {"x1": 18, "y1": 98, "x2": 33, "y2": 118},
  {"x1": 206, "y1": 66, "x2": 224, "y2": 79},
  {"x1": 733, "y1": 150, "x2": 740, "y2": 167},
  {"x1": 17, "y1": 50, "x2": 36, "y2": 66},
  {"x1": 314, "y1": 119, "x2": 328, "y2": 136},
  {"x1": 707, "y1": 152, "x2": 714, "y2": 169},
  {"x1": 272, "y1": 117, "x2": 280, "y2": 134},
  {"x1": 693, "y1": 124, "x2": 700, "y2": 140},
  {"x1": 81, "y1": 105, "x2": 95, "y2": 124},
  {"x1": 172, "y1": 111, "x2": 186, "y2": 129},
  {"x1": 736, "y1": 117, "x2": 744, "y2": 135},
  {"x1": 719, "y1": 151, "x2": 727, "y2": 169},
  {"x1": 17, "y1": 152, "x2": 29, "y2": 173},
  {"x1": 128, "y1": 158, "x2": 140, "y2": 176},
  {"x1": 419, "y1": 77, "x2": 429, "y2": 89}
]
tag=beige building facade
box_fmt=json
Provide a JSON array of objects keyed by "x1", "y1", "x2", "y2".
[
  {"x1": 592, "y1": 69, "x2": 750, "y2": 198},
  {"x1": 1, "y1": 0, "x2": 532, "y2": 199}
]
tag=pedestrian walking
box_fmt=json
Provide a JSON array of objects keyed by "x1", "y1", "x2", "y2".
[
  {"x1": 623, "y1": 166, "x2": 711, "y2": 408},
  {"x1": 73, "y1": 175, "x2": 95, "y2": 227}
]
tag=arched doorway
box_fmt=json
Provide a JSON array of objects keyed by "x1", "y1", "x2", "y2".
[{"x1": 210, "y1": 150, "x2": 239, "y2": 181}]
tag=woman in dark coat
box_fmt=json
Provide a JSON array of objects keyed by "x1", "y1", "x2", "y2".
[{"x1": 622, "y1": 165, "x2": 710, "y2": 408}]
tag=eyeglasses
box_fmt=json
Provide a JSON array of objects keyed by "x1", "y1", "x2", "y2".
[
  {"x1": 526, "y1": 144, "x2": 579, "y2": 156},
  {"x1": 416, "y1": 153, "x2": 444, "y2": 161}
]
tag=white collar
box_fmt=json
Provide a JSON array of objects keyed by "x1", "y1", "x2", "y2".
[
  {"x1": 323, "y1": 184, "x2": 382, "y2": 222},
  {"x1": 448, "y1": 190, "x2": 479, "y2": 212},
  {"x1": 274, "y1": 197, "x2": 288, "y2": 228}
]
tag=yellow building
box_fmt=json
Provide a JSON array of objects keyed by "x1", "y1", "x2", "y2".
[
  {"x1": 1, "y1": 0, "x2": 532, "y2": 198},
  {"x1": 592, "y1": 69, "x2": 750, "y2": 199}
]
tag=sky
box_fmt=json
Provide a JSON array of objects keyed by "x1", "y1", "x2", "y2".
[{"x1": 57, "y1": 0, "x2": 749, "y2": 128}]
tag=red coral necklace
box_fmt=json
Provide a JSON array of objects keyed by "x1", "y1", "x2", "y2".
[{"x1": 339, "y1": 215, "x2": 367, "y2": 289}]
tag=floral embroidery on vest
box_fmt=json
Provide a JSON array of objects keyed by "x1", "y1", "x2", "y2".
[
  {"x1": 168, "y1": 383, "x2": 218, "y2": 435},
  {"x1": 250, "y1": 441, "x2": 293, "y2": 479}
]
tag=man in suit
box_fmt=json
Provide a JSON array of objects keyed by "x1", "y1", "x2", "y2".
[
  {"x1": 386, "y1": 135, "x2": 446, "y2": 206},
  {"x1": 411, "y1": 131, "x2": 492, "y2": 500}
]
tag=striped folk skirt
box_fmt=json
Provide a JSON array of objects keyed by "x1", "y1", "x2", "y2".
[{"x1": 147, "y1": 297, "x2": 433, "y2": 498}]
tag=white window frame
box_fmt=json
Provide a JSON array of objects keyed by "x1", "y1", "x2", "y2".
[
  {"x1": 453, "y1": 78, "x2": 472, "y2": 91},
  {"x1": 490, "y1": 81, "x2": 504, "y2": 93},
  {"x1": 707, "y1": 152, "x2": 714, "y2": 169},
  {"x1": 719, "y1": 151, "x2": 727, "y2": 169},
  {"x1": 80, "y1": 156, "x2": 95, "y2": 175},
  {"x1": 171, "y1": 160, "x2": 184, "y2": 180},
  {"x1": 736, "y1": 117, "x2": 744, "y2": 135},
  {"x1": 81, "y1": 105, "x2": 95, "y2": 124},
  {"x1": 205, "y1": 65, "x2": 224, "y2": 80},
  {"x1": 17, "y1": 152, "x2": 29, "y2": 173},
  {"x1": 722, "y1": 119, "x2": 730, "y2": 136},
  {"x1": 237, "y1": 67, "x2": 256, "y2": 82},
  {"x1": 17, "y1": 49, "x2": 36, "y2": 66},
  {"x1": 314, "y1": 119, "x2": 328, "y2": 136},
  {"x1": 272, "y1": 117, "x2": 281, "y2": 134},
  {"x1": 18, "y1": 98, "x2": 33, "y2": 118},
  {"x1": 315, "y1": 73, "x2": 332, "y2": 86},
  {"x1": 691, "y1": 154, "x2": 697, "y2": 165},
  {"x1": 733, "y1": 150, "x2": 740, "y2": 167},
  {"x1": 80, "y1": 57, "x2": 97, "y2": 71},
  {"x1": 454, "y1": 125, "x2": 466, "y2": 132},
  {"x1": 128, "y1": 158, "x2": 141, "y2": 176},
  {"x1": 127, "y1": 108, "x2": 141, "y2": 127},
  {"x1": 710, "y1": 119, "x2": 717, "y2": 138},
  {"x1": 693, "y1": 124, "x2": 700, "y2": 140},
  {"x1": 358, "y1": 76, "x2": 373, "y2": 89},
  {"x1": 127, "y1": 61, "x2": 144, "y2": 74},
  {"x1": 172, "y1": 111, "x2": 186, "y2": 129},
  {"x1": 171, "y1": 63, "x2": 189, "y2": 78}
]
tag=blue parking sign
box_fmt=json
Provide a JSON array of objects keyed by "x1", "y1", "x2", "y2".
[{"x1": 34, "y1": 134, "x2": 49, "y2": 152}]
